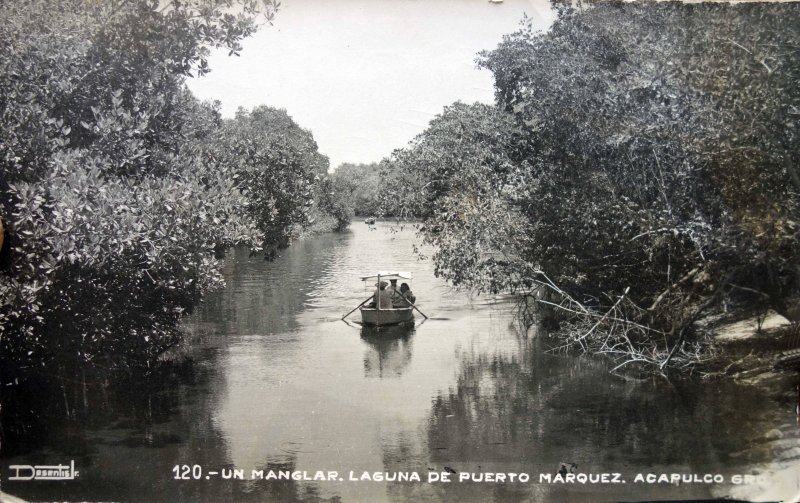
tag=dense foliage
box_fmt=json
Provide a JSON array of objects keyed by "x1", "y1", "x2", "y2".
[
  {"x1": 385, "y1": 2, "x2": 800, "y2": 372},
  {"x1": 0, "y1": 0, "x2": 337, "y2": 376},
  {"x1": 303, "y1": 161, "x2": 386, "y2": 233},
  {"x1": 330, "y1": 162, "x2": 383, "y2": 217},
  {"x1": 206, "y1": 105, "x2": 329, "y2": 253},
  {"x1": 309, "y1": 174, "x2": 354, "y2": 232}
]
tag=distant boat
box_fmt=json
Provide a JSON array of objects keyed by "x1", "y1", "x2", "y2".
[
  {"x1": 364, "y1": 217, "x2": 376, "y2": 225},
  {"x1": 489, "y1": 0, "x2": 503, "y2": 3}
]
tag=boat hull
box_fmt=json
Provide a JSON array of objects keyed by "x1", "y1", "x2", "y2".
[{"x1": 359, "y1": 307, "x2": 414, "y2": 326}]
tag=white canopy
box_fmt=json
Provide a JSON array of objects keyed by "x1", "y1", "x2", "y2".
[{"x1": 360, "y1": 271, "x2": 412, "y2": 281}]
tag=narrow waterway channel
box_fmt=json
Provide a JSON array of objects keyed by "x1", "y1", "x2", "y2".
[{"x1": 3, "y1": 222, "x2": 797, "y2": 502}]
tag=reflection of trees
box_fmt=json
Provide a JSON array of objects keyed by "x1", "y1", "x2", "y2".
[
  {"x1": 2, "y1": 357, "x2": 232, "y2": 502},
  {"x1": 247, "y1": 458, "x2": 334, "y2": 503},
  {"x1": 379, "y1": 338, "x2": 788, "y2": 502},
  {"x1": 1, "y1": 358, "x2": 198, "y2": 458},
  {"x1": 195, "y1": 232, "x2": 349, "y2": 335},
  {"x1": 361, "y1": 325, "x2": 415, "y2": 378},
  {"x1": 2, "y1": 357, "x2": 341, "y2": 502}
]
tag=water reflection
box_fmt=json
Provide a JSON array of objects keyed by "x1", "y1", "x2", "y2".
[
  {"x1": 197, "y1": 232, "x2": 352, "y2": 336},
  {"x1": 392, "y1": 335, "x2": 799, "y2": 502},
  {"x1": 3, "y1": 223, "x2": 798, "y2": 502},
  {"x1": 361, "y1": 325, "x2": 415, "y2": 378}
]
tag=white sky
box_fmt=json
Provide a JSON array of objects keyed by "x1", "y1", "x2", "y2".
[{"x1": 187, "y1": 0, "x2": 555, "y2": 170}]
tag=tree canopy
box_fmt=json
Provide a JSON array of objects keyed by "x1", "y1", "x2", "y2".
[
  {"x1": 206, "y1": 105, "x2": 329, "y2": 252},
  {"x1": 331, "y1": 163, "x2": 383, "y2": 217},
  {"x1": 383, "y1": 1, "x2": 800, "y2": 372},
  {"x1": 0, "y1": 0, "x2": 340, "y2": 376}
]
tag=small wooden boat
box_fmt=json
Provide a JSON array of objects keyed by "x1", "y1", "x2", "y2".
[
  {"x1": 359, "y1": 271, "x2": 414, "y2": 327},
  {"x1": 360, "y1": 306, "x2": 414, "y2": 326},
  {"x1": 342, "y1": 271, "x2": 427, "y2": 326}
]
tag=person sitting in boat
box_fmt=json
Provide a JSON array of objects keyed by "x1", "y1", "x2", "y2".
[
  {"x1": 400, "y1": 282, "x2": 416, "y2": 305},
  {"x1": 392, "y1": 282, "x2": 415, "y2": 307},
  {"x1": 388, "y1": 278, "x2": 402, "y2": 305},
  {"x1": 368, "y1": 280, "x2": 393, "y2": 309}
]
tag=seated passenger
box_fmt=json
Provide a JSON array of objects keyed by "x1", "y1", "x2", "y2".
[
  {"x1": 388, "y1": 278, "x2": 400, "y2": 295},
  {"x1": 368, "y1": 280, "x2": 393, "y2": 309},
  {"x1": 399, "y1": 282, "x2": 416, "y2": 305}
]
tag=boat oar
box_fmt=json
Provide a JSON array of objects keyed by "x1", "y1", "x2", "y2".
[
  {"x1": 402, "y1": 297, "x2": 428, "y2": 319},
  {"x1": 342, "y1": 296, "x2": 373, "y2": 320}
]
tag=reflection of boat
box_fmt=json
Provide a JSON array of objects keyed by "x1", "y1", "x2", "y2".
[
  {"x1": 364, "y1": 217, "x2": 376, "y2": 224},
  {"x1": 361, "y1": 324, "x2": 415, "y2": 378},
  {"x1": 360, "y1": 323, "x2": 413, "y2": 339},
  {"x1": 359, "y1": 271, "x2": 415, "y2": 327}
]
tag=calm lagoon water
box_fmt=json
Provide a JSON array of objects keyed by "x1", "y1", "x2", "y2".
[{"x1": 3, "y1": 222, "x2": 798, "y2": 502}]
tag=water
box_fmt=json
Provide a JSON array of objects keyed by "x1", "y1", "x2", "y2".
[{"x1": 3, "y1": 222, "x2": 798, "y2": 502}]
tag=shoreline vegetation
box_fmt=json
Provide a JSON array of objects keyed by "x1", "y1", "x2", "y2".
[
  {"x1": 0, "y1": 0, "x2": 356, "y2": 385},
  {"x1": 375, "y1": 1, "x2": 800, "y2": 378},
  {"x1": 0, "y1": 0, "x2": 797, "y2": 397}
]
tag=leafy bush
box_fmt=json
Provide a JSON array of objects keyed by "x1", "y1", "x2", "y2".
[
  {"x1": 383, "y1": 2, "x2": 800, "y2": 372},
  {"x1": 205, "y1": 106, "x2": 329, "y2": 253},
  {"x1": 0, "y1": 0, "x2": 288, "y2": 374},
  {"x1": 4, "y1": 153, "x2": 260, "y2": 370},
  {"x1": 312, "y1": 175, "x2": 356, "y2": 232},
  {"x1": 330, "y1": 163, "x2": 382, "y2": 217}
]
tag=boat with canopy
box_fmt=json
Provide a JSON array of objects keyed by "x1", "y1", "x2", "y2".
[{"x1": 341, "y1": 271, "x2": 426, "y2": 326}]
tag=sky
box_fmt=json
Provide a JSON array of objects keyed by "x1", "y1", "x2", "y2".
[{"x1": 186, "y1": 0, "x2": 556, "y2": 170}]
